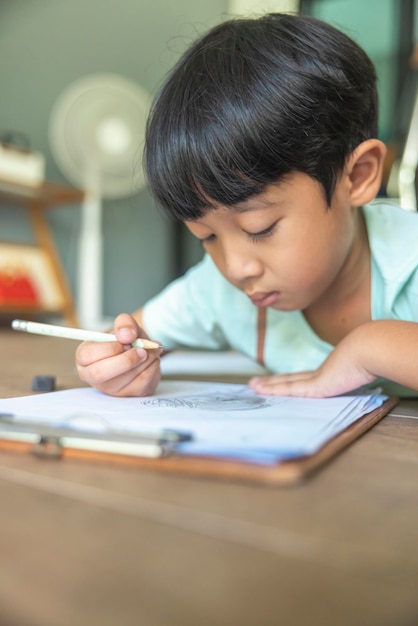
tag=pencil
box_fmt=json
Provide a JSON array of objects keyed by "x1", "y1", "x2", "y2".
[{"x1": 11, "y1": 319, "x2": 162, "y2": 350}]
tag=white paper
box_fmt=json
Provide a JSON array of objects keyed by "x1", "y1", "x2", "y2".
[
  {"x1": 160, "y1": 350, "x2": 268, "y2": 376},
  {"x1": 0, "y1": 381, "x2": 386, "y2": 465}
]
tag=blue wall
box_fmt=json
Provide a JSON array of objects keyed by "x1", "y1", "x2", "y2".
[{"x1": 311, "y1": 0, "x2": 399, "y2": 143}]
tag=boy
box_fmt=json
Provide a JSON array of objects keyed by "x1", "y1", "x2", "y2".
[{"x1": 76, "y1": 13, "x2": 418, "y2": 398}]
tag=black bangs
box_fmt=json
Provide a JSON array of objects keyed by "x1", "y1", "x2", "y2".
[{"x1": 144, "y1": 50, "x2": 289, "y2": 219}]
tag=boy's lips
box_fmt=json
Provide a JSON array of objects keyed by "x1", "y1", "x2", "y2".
[{"x1": 248, "y1": 291, "x2": 280, "y2": 307}]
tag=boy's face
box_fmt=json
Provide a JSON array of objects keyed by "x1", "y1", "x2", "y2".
[{"x1": 185, "y1": 171, "x2": 363, "y2": 312}]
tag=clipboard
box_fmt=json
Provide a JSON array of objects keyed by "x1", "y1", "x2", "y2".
[{"x1": 0, "y1": 396, "x2": 397, "y2": 486}]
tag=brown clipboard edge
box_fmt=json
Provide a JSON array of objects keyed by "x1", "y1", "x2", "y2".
[{"x1": 0, "y1": 396, "x2": 398, "y2": 486}]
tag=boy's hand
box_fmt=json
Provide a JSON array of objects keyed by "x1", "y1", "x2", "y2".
[
  {"x1": 248, "y1": 358, "x2": 376, "y2": 398},
  {"x1": 249, "y1": 325, "x2": 378, "y2": 398},
  {"x1": 76, "y1": 313, "x2": 162, "y2": 397},
  {"x1": 249, "y1": 320, "x2": 418, "y2": 398}
]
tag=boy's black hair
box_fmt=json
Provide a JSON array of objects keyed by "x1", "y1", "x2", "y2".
[{"x1": 144, "y1": 13, "x2": 378, "y2": 220}]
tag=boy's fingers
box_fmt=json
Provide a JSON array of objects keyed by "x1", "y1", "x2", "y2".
[
  {"x1": 98, "y1": 358, "x2": 161, "y2": 397},
  {"x1": 253, "y1": 379, "x2": 314, "y2": 397},
  {"x1": 249, "y1": 371, "x2": 314, "y2": 388},
  {"x1": 77, "y1": 346, "x2": 155, "y2": 385},
  {"x1": 113, "y1": 313, "x2": 141, "y2": 344},
  {"x1": 76, "y1": 340, "x2": 126, "y2": 367},
  {"x1": 113, "y1": 313, "x2": 157, "y2": 345},
  {"x1": 248, "y1": 371, "x2": 323, "y2": 397},
  {"x1": 75, "y1": 313, "x2": 161, "y2": 397}
]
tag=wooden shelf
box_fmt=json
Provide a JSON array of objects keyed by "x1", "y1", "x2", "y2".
[{"x1": 0, "y1": 179, "x2": 84, "y2": 326}]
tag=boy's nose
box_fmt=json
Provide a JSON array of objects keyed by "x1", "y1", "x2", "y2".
[{"x1": 222, "y1": 247, "x2": 263, "y2": 283}]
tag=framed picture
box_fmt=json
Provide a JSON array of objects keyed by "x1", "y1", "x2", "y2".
[{"x1": 0, "y1": 241, "x2": 65, "y2": 311}]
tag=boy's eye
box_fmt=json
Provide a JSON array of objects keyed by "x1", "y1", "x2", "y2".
[
  {"x1": 201, "y1": 233, "x2": 216, "y2": 244},
  {"x1": 245, "y1": 221, "x2": 277, "y2": 242}
]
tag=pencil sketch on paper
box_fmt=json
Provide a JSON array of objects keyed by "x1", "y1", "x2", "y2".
[{"x1": 139, "y1": 392, "x2": 281, "y2": 411}]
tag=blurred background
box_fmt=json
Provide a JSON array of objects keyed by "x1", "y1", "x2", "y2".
[{"x1": 0, "y1": 0, "x2": 416, "y2": 328}]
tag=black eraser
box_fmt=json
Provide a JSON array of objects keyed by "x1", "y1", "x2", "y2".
[{"x1": 32, "y1": 375, "x2": 56, "y2": 392}]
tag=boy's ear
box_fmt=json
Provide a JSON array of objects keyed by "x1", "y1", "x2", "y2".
[{"x1": 345, "y1": 139, "x2": 387, "y2": 206}]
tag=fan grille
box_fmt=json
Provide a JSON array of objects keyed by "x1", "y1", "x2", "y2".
[{"x1": 49, "y1": 74, "x2": 151, "y2": 198}]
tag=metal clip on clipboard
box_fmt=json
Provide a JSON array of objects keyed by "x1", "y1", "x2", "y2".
[{"x1": 0, "y1": 414, "x2": 193, "y2": 460}]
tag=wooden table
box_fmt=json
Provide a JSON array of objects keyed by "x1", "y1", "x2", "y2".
[{"x1": 0, "y1": 330, "x2": 417, "y2": 626}]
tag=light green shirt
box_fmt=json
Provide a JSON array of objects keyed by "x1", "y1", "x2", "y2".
[{"x1": 143, "y1": 201, "x2": 418, "y2": 396}]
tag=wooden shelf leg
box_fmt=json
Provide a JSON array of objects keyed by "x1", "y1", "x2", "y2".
[{"x1": 28, "y1": 201, "x2": 79, "y2": 327}]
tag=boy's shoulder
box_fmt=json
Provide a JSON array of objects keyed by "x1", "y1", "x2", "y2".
[
  {"x1": 364, "y1": 198, "x2": 418, "y2": 227},
  {"x1": 363, "y1": 200, "x2": 418, "y2": 278}
]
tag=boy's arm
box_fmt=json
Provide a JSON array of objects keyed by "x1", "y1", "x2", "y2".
[
  {"x1": 76, "y1": 311, "x2": 162, "y2": 397},
  {"x1": 249, "y1": 320, "x2": 418, "y2": 397}
]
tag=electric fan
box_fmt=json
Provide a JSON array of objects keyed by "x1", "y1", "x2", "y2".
[{"x1": 49, "y1": 73, "x2": 151, "y2": 328}]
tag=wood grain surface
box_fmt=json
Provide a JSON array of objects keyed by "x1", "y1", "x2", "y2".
[{"x1": 0, "y1": 329, "x2": 417, "y2": 626}]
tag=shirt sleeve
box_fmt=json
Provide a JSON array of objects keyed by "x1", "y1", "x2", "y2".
[{"x1": 142, "y1": 255, "x2": 230, "y2": 350}]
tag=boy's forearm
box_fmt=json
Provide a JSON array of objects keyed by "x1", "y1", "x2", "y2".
[{"x1": 355, "y1": 320, "x2": 418, "y2": 390}]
